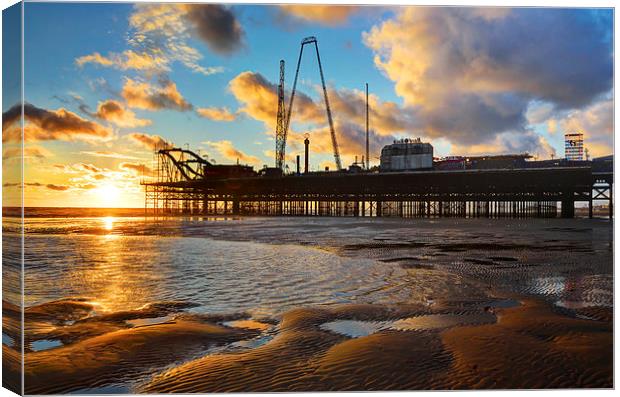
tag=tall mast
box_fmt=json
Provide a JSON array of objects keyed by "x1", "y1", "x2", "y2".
[{"x1": 366, "y1": 83, "x2": 369, "y2": 170}]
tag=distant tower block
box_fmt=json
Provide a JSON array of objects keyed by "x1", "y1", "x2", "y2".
[
  {"x1": 565, "y1": 133, "x2": 584, "y2": 161},
  {"x1": 304, "y1": 133, "x2": 310, "y2": 173}
]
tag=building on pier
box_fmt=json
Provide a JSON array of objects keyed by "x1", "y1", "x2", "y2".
[{"x1": 380, "y1": 138, "x2": 433, "y2": 171}]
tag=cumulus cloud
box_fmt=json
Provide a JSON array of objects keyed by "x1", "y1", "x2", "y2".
[
  {"x1": 228, "y1": 71, "x2": 418, "y2": 163},
  {"x1": 228, "y1": 71, "x2": 284, "y2": 128},
  {"x1": 119, "y1": 162, "x2": 155, "y2": 177},
  {"x1": 109, "y1": 3, "x2": 243, "y2": 78},
  {"x1": 229, "y1": 71, "x2": 414, "y2": 135},
  {"x1": 203, "y1": 140, "x2": 262, "y2": 167},
  {"x1": 534, "y1": 96, "x2": 613, "y2": 157},
  {"x1": 278, "y1": 5, "x2": 360, "y2": 26},
  {"x1": 77, "y1": 4, "x2": 236, "y2": 76},
  {"x1": 76, "y1": 50, "x2": 169, "y2": 74},
  {"x1": 127, "y1": 132, "x2": 172, "y2": 150},
  {"x1": 94, "y1": 99, "x2": 152, "y2": 128},
  {"x1": 2, "y1": 103, "x2": 113, "y2": 143},
  {"x1": 448, "y1": 130, "x2": 556, "y2": 160},
  {"x1": 196, "y1": 106, "x2": 236, "y2": 121},
  {"x1": 363, "y1": 7, "x2": 613, "y2": 146},
  {"x1": 121, "y1": 78, "x2": 192, "y2": 111},
  {"x1": 182, "y1": 4, "x2": 245, "y2": 55}
]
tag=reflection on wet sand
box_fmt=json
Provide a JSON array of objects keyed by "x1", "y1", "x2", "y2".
[{"x1": 6, "y1": 215, "x2": 613, "y2": 392}]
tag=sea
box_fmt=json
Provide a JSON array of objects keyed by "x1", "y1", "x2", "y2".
[{"x1": 3, "y1": 207, "x2": 613, "y2": 316}]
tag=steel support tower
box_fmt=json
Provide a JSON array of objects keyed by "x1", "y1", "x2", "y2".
[
  {"x1": 275, "y1": 60, "x2": 287, "y2": 170},
  {"x1": 283, "y1": 36, "x2": 342, "y2": 170}
]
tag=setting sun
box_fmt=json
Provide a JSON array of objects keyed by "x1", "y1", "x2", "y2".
[{"x1": 94, "y1": 184, "x2": 121, "y2": 207}]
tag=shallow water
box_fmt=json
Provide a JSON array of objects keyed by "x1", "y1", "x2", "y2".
[
  {"x1": 4, "y1": 210, "x2": 613, "y2": 393},
  {"x1": 17, "y1": 213, "x2": 613, "y2": 315}
]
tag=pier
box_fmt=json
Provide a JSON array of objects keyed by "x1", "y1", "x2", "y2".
[{"x1": 143, "y1": 161, "x2": 613, "y2": 219}]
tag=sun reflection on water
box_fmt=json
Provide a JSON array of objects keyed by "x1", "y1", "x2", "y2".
[{"x1": 103, "y1": 217, "x2": 115, "y2": 231}]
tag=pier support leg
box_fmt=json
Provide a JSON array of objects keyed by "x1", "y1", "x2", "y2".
[
  {"x1": 232, "y1": 199, "x2": 240, "y2": 215},
  {"x1": 376, "y1": 201, "x2": 382, "y2": 217},
  {"x1": 561, "y1": 194, "x2": 574, "y2": 218},
  {"x1": 609, "y1": 187, "x2": 613, "y2": 219}
]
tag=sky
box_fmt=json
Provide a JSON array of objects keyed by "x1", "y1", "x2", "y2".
[{"x1": 1, "y1": 3, "x2": 614, "y2": 208}]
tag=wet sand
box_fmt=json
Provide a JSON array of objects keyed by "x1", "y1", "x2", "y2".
[
  {"x1": 2, "y1": 294, "x2": 612, "y2": 393},
  {"x1": 3, "y1": 216, "x2": 613, "y2": 392}
]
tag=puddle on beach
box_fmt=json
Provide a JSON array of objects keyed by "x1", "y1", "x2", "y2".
[
  {"x1": 2, "y1": 333, "x2": 14, "y2": 347},
  {"x1": 230, "y1": 334, "x2": 274, "y2": 349},
  {"x1": 31, "y1": 339, "x2": 62, "y2": 351},
  {"x1": 321, "y1": 312, "x2": 496, "y2": 338},
  {"x1": 126, "y1": 315, "x2": 175, "y2": 327},
  {"x1": 223, "y1": 319, "x2": 271, "y2": 331}
]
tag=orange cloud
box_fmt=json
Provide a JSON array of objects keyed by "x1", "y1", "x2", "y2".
[
  {"x1": 76, "y1": 50, "x2": 169, "y2": 73},
  {"x1": 228, "y1": 71, "x2": 414, "y2": 166},
  {"x1": 2, "y1": 103, "x2": 113, "y2": 143},
  {"x1": 121, "y1": 78, "x2": 192, "y2": 111},
  {"x1": 203, "y1": 140, "x2": 262, "y2": 167},
  {"x1": 279, "y1": 5, "x2": 360, "y2": 25},
  {"x1": 119, "y1": 162, "x2": 155, "y2": 177},
  {"x1": 95, "y1": 100, "x2": 152, "y2": 128},
  {"x1": 127, "y1": 132, "x2": 172, "y2": 150},
  {"x1": 547, "y1": 97, "x2": 613, "y2": 157},
  {"x1": 3, "y1": 145, "x2": 52, "y2": 162},
  {"x1": 80, "y1": 150, "x2": 143, "y2": 160},
  {"x1": 196, "y1": 107, "x2": 236, "y2": 121},
  {"x1": 46, "y1": 184, "x2": 70, "y2": 191}
]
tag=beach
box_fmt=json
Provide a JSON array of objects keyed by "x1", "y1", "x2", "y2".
[{"x1": 2, "y1": 211, "x2": 613, "y2": 392}]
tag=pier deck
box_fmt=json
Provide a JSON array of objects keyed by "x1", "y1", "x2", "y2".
[{"x1": 144, "y1": 166, "x2": 613, "y2": 219}]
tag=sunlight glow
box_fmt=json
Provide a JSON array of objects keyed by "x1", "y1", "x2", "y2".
[
  {"x1": 94, "y1": 183, "x2": 121, "y2": 207},
  {"x1": 102, "y1": 216, "x2": 115, "y2": 231}
]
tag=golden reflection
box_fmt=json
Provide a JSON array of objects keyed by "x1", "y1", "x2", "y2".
[
  {"x1": 103, "y1": 216, "x2": 115, "y2": 231},
  {"x1": 65, "y1": 233, "x2": 156, "y2": 313}
]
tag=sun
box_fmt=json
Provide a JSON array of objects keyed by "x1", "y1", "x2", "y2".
[{"x1": 94, "y1": 183, "x2": 121, "y2": 207}]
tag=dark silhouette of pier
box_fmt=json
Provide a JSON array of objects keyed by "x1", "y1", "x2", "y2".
[{"x1": 143, "y1": 153, "x2": 613, "y2": 219}]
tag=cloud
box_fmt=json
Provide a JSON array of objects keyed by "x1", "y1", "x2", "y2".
[
  {"x1": 2, "y1": 103, "x2": 113, "y2": 143},
  {"x1": 80, "y1": 150, "x2": 143, "y2": 160},
  {"x1": 46, "y1": 184, "x2": 70, "y2": 191},
  {"x1": 76, "y1": 50, "x2": 169, "y2": 73},
  {"x1": 127, "y1": 132, "x2": 172, "y2": 150},
  {"x1": 118, "y1": 3, "x2": 242, "y2": 77},
  {"x1": 229, "y1": 71, "x2": 417, "y2": 136},
  {"x1": 3, "y1": 145, "x2": 52, "y2": 161},
  {"x1": 278, "y1": 5, "x2": 360, "y2": 26},
  {"x1": 182, "y1": 4, "x2": 245, "y2": 55},
  {"x1": 451, "y1": 130, "x2": 556, "y2": 159},
  {"x1": 363, "y1": 8, "x2": 613, "y2": 146},
  {"x1": 196, "y1": 107, "x2": 236, "y2": 121},
  {"x1": 119, "y1": 162, "x2": 155, "y2": 177},
  {"x1": 79, "y1": 163, "x2": 103, "y2": 173},
  {"x1": 203, "y1": 140, "x2": 262, "y2": 167},
  {"x1": 121, "y1": 78, "x2": 192, "y2": 111},
  {"x1": 94, "y1": 99, "x2": 152, "y2": 128},
  {"x1": 228, "y1": 71, "x2": 416, "y2": 163},
  {"x1": 535, "y1": 95, "x2": 613, "y2": 157}
]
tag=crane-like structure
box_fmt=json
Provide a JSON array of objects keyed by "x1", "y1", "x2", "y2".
[
  {"x1": 277, "y1": 36, "x2": 342, "y2": 171},
  {"x1": 274, "y1": 60, "x2": 287, "y2": 170}
]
